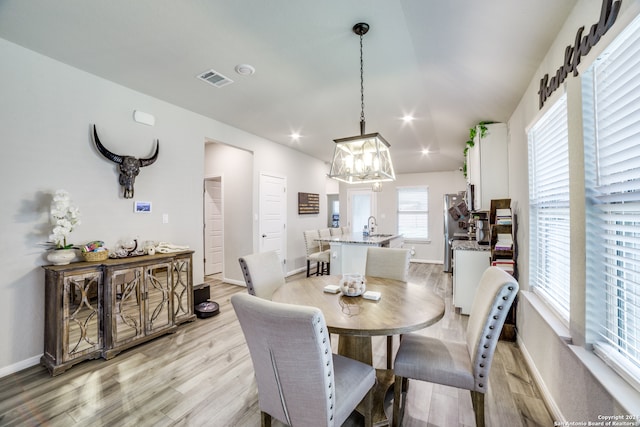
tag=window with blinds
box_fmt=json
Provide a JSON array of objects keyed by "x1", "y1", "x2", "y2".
[
  {"x1": 527, "y1": 93, "x2": 571, "y2": 321},
  {"x1": 583, "y1": 15, "x2": 640, "y2": 390},
  {"x1": 397, "y1": 186, "x2": 429, "y2": 241}
]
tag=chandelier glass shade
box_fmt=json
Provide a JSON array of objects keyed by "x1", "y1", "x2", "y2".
[
  {"x1": 328, "y1": 22, "x2": 395, "y2": 184},
  {"x1": 329, "y1": 132, "x2": 395, "y2": 184}
]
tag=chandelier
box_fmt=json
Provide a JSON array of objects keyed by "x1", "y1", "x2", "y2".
[{"x1": 328, "y1": 22, "x2": 395, "y2": 184}]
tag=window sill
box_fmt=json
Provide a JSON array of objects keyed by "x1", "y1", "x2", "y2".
[{"x1": 569, "y1": 346, "x2": 640, "y2": 416}]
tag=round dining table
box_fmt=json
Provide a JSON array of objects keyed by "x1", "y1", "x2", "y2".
[{"x1": 271, "y1": 274, "x2": 445, "y2": 426}]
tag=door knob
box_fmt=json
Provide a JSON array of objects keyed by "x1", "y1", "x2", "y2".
[{"x1": 262, "y1": 234, "x2": 267, "y2": 238}]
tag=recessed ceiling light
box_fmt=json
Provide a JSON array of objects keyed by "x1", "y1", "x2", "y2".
[
  {"x1": 403, "y1": 115, "x2": 415, "y2": 123},
  {"x1": 421, "y1": 148, "x2": 430, "y2": 155},
  {"x1": 235, "y1": 64, "x2": 256, "y2": 76},
  {"x1": 290, "y1": 132, "x2": 301, "y2": 141}
]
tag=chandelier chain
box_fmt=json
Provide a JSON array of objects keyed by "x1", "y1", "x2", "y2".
[{"x1": 360, "y1": 32, "x2": 365, "y2": 123}]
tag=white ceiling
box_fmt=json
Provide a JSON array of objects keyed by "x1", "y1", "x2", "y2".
[{"x1": 0, "y1": 0, "x2": 577, "y2": 174}]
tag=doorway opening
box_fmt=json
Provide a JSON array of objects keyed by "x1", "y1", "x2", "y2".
[
  {"x1": 327, "y1": 194, "x2": 339, "y2": 227},
  {"x1": 347, "y1": 188, "x2": 376, "y2": 234}
]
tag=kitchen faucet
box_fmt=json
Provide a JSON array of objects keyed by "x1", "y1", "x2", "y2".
[{"x1": 368, "y1": 216, "x2": 377, "y2": 234}]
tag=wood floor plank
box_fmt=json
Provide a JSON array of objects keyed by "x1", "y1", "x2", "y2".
[
  {"x1": 428, "y1": 389, "x2": 460, "y2": 426},
  {"x1": 0, "y1": 263, "x2": 553, "y2": 427}
]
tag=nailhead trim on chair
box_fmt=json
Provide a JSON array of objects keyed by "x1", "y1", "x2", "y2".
[
  {"x1": 238, "y1": 258, "x2": 256, "y2": 296},
  {"x1": 472, "y1": 284, "x2": 517, "y2": 391},
  {"x1": 315, "y1": 314, "x2": 335, "y2": 423}
]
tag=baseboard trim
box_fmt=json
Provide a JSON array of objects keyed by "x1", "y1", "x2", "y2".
[
  {"x1": 223, "y1": 278, "x2": 245, "y2": 286},
  {"x1": 286, "y1": 266, "x2": 307, "y2": 277},
  {"x1": 0, "y1": 355, "x2": 41, "y2": 379},
  {"x1": 410, "y1": 258, "x2": 442, "y2": 264},
  {"x1": 517, "y1": 334, "x2": 565, "y2": 423}
]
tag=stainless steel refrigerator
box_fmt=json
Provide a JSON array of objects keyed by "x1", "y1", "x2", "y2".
[{"x1": 443, "y1": 193, "x2": 469, "y2": 272}]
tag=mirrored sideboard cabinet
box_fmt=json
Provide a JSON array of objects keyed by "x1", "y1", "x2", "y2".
[{"x1": 42, "y1": 251, "x2": 195, "y2": 376}]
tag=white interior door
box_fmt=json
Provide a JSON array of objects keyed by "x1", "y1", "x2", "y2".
[
  {"x1": 259, "y1": 173, "x2": 286, "y2": 268},
  {"x1": 347, "y1": 188, "x2": 376, "y2": 233},
  {"x1": 204, "y1": 178, "x2": 223, "y2": 276}
]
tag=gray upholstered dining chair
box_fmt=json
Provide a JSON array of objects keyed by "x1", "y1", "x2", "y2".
[
  {"x1": 365, "y1": 246, "x2": 411, "y2": 368},
  {"x1": 330, "y1": 227, "x2": 343, "y2": 237},
  {"x1": 231, "y1": 293, "x2": 376, "y2": 427},
  {"x1": 238, "y1": 250, "x2": 285, "y2": 300},
  {"x1": 365, "y1": 247, "x2": 410, "y2": 282},
  {"x1": 392, "y1": 266, "x2": 519, "y2": 427},
  {"x1": 303, "y1": 229, "x2": 330, "y2": 277}
]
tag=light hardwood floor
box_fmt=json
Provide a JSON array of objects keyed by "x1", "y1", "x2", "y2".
[{"x1": 0, "y1": 263, "x2": 553, "y2": 426}]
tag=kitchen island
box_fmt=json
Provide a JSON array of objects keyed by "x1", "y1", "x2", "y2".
[{"x1": 317, "y1": 233, "x2": 404, "y2": 275}]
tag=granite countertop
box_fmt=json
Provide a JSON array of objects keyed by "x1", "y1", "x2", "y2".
[
  {"x1": 452, "y1": 240, "x2": 491, "y2": 251},
  {"x1": 317, "y1": 233, "x2": 402, "y2": 246}
]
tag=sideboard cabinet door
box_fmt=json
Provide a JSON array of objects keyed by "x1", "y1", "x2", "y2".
[
  {"x1": 107, "y1": 267, "x2": 144, "y2": 350},
  {"x1": 172, "y1": 254, "x2": 195, "y2": 324},
  {"x1": 42, "y1": 267, "x2": 103, "y2": 375},
  {"x1": 104, "y1": 262, "x2": 175, "y2": 359},
  {"x1": 145, "y1": 262, "x2": 173, "y2": 334}
]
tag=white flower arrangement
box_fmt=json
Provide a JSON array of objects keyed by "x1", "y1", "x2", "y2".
[{"x1": 49, "y1": 190, "x2": 81, "y2": 249}]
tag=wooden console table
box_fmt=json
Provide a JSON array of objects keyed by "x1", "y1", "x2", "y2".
[{"x1": 42, "y1": 250, "x2": 195, "y2": 376}]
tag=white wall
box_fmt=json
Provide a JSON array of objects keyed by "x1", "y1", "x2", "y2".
[
  {"x1": 0, "y1": 38, "x2": 329, "y2": 375},
  {"x1": 204, "y1": 142, "x2": 253, "y2": 283},
  {"x1": 337, "y1": 170, "x2": 467, "y2": 263},
  {"x1": 251, "y1": 141, "x2": 330, "y2": 275},
  {"x1": 204, "y1": 140, "x2": 329, "y2": 282},
  {"x1": 509, "y1": 0, "x2": 640, "y2": 421}
]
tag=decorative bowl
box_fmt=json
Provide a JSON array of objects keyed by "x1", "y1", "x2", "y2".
[{"x1": 339, "y1": 274, "x2": 366, "y2": 296}]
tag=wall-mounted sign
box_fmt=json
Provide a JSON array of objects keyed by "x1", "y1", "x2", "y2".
[
  {"x1": 537, "y1": 0, "x2": 621, "y2": 109},
  {"x1": 298, "y1": 192, "x2": 319, "y2": 215}
]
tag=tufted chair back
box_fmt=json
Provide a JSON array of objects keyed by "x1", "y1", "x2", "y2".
[
  {"x1": 303, "y1": 230, "x2": 330, "y2": 276},
  {"x1": 238, "y1": 251, "x2": 285, "y2": 300},
  {"x1": 303, "y1": 229, "x2": 322, "y2": 256},
  {"x1": 365, "y1": 247, "x2": 411, "y2": 282},
  {"x1": 318, "y1": 228, "x2": 332, "y2": 250},
  {"x1": 465, "y1": 266, "x2": 519, "y2": 392},
  {"x1": 391, "y1": 266, "x2": 519, "y2": 427},
  {"x1": 231, "y1": 293, "x2": 375, "y2": 427}
]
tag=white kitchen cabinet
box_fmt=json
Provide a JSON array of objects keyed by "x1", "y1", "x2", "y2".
[
  {"x1": 466, "y1": 123, "x2": 509, "y2": 211},
  {"x1": 453, "y1": 248, "x2": 490, "y2": 315}
]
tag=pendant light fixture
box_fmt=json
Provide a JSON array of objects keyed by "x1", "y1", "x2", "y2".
[{"x1": 328, "y1": 22, "x2": 396, "y2": 184}]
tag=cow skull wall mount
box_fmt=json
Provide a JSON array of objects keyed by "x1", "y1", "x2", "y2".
[{"x1": 93, "y1": 125, "x2": 159, "y2": 199}]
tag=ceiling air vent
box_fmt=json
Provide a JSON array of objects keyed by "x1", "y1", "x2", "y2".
[{"x1": 197, "y1": 69, "x2": 234, "y2": 88}]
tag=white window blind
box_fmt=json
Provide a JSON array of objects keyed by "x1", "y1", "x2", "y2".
[
  {"x1": 397, "y1": 187, "x2": 428, "y2": 240},
  {"x1": 583, "y1": 15, "x2": 640, "y2": 389},
  {"x1": 528, "y1": 93, "x2": 571, "y2": 320}
]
